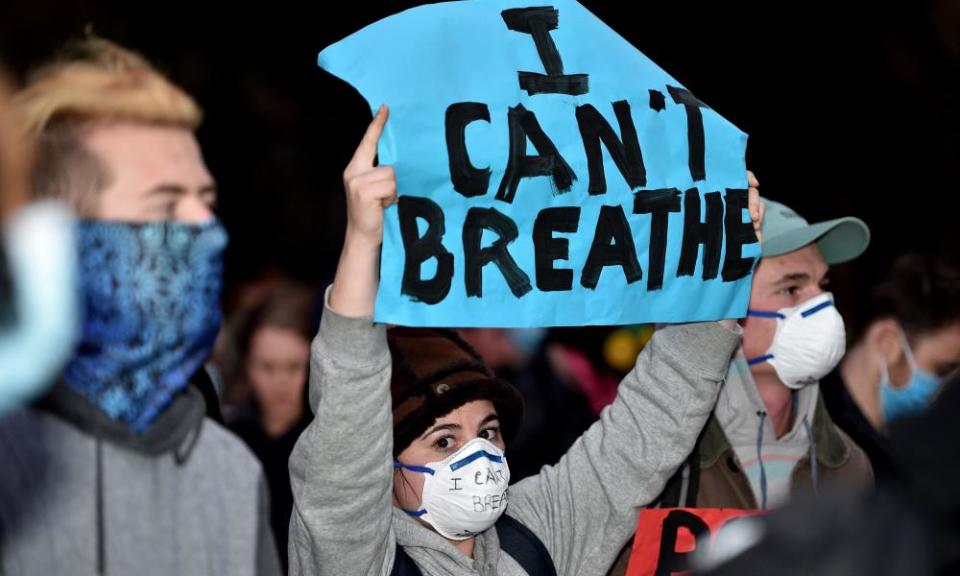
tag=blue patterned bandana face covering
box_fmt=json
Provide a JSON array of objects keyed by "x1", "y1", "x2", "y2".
[{"x1": 63, "y1": 219, "x2": 228, "y2": 432}]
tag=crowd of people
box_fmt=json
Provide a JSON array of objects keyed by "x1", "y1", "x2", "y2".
[{"x1": 0, "y1": 33, "x2": 957, "y2": 576}]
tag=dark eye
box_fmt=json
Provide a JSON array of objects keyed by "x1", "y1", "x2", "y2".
[
  {"x1": 434, "y1": 436, "x2": 455, "y2": 451},
  {"x1": 480, "y1": 427, "x2": 500, "y2": 442},
  {"x1": 778, "y1": 285, "x2": 799, "y2": 297}
]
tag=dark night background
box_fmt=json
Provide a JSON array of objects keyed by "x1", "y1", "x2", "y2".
[{"x1": 1, "y1": 0, "x2": 957, "y2": 331}]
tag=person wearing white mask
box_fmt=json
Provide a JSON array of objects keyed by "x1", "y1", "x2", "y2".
[
  {"x1": 721, "y1": 198, "x2": 874, "y2": 506},
  {"x1": 607, "y1": 195, "x2": 876, "y2": 574},
  {"x1": 287, "y1": 106, "x2": 765, "y2": 576},
  {"x1": 694, "y1": 197, "x2": 873, "y2": 505}
]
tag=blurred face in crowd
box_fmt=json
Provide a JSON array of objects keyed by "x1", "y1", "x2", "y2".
[
  {"x1": 82, "y1": 122, "x2": 216, "y2": 222},
  {"x1": 883, "y1": 321, "x2": 960, "y2": 389},
  {"x1": 741, "y1": 243, "x2": 831, "y2": 379},
  {"x1": 393, "y1": 400, "x2": 503, "y2": 512},
  {"x1": 852, "y1": 318, "x2": 960, "y2": 428},
  {"x1": 455, "y1": 328, "x2": 525, "y2": 373},
  {"x1": 246, "y1": 325, "x2": 310, "y2": 420},
  {"x1": 910, "y1": 323, "x2": 960, "y2": 382}
]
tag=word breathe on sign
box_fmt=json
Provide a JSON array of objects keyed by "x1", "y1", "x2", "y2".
[{"x1": 319, "y1": 0, "x2": 759, "y2": 327}]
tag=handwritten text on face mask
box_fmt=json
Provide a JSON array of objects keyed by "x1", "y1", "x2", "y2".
[{"x1": 448, "y1": 465, "x2": 507, "y2": 491}]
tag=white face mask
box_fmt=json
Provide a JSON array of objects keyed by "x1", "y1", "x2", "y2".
[
  {"x1": 746, "y1": 292, "x2": 846, "y2": 389},
  {"x1": 395, "y1": 437, "x2": 510, "y2": 541}
]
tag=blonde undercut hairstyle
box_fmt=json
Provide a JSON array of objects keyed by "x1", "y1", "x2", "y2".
[{"x1": 14, "y1": 35, "x2": 202, "y2": 213}]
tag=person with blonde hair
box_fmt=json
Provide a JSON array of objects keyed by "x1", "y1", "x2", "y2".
[{"x1": 0, "y1": 37, "x2": 281, "y2": 576}]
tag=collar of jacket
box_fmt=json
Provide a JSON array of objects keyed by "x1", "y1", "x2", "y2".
[
  {"x1": 699, "y1": 393, "x2": 850, "y2": 470},
  {"x1": 35, "y1": 381, "x2": 206, "y2": 462}
]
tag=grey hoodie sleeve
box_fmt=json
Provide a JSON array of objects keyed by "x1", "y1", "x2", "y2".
[
  {"x1": 506, "y1": 322, "x2": 741, "y2": 576},
  {"x1": 287, "y1": 297, "x2": 396, "y2": 576}
]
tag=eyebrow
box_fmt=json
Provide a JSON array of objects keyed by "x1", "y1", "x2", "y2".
[
  {"x1": 145, "y1": 184, "x2": 187, "y2": 198},
  {"x1": 772, "y1": 272, "x2": 811, "y2": 287},
  {"x1": 144, "y1": 183, "x2": 218, "y2": 198},
  {"x1": 479, "y1": 414, "x2": 499, "y2": 428},
  {"x1": 419, "y1": 413, "x2": 500, "y2": 440},
  {"x1": 420, "y1": 423, "x2": 460, "y2": 440}
]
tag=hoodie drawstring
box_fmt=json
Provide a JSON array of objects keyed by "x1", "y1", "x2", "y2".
[
  {"x1": 755, "y1": 410, "x2": 768, "y2": 510},
  {"x1": 802, "y1": 415, "x2": 819, "y2": 495},
  {"x1": 96, "y1": 436, "x2": 105, "y2": 575},
  {"x1": 755, "y1": 408, "x2": 819, "y2": 511}
]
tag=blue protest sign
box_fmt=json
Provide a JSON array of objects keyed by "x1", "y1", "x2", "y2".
[{"x1": 320, "y1": 0, "x2": 759, "y2": 327}]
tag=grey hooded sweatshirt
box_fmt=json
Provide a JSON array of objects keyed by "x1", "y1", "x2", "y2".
[
  {"x1": 0, "y1": 385, "x2": 282, "y2": 576},
  {"x1": 288, "y1": 300, "x2": 741, "y2": 576}
]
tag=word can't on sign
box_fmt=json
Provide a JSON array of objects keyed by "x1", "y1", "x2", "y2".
[{"x1": 395, "y1": 6, "x2": 755, "y2": 305}]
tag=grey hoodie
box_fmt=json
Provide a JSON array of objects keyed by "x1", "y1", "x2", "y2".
[
  {"x1": 714, "y1": 352, "x2": 820, "y2": 509},
  {"x1": 0, "y1": 385, "x2": 282, "y2": 576},
  {"x1": 288, "y1": 300, "x2": 741, "y2": 576}
]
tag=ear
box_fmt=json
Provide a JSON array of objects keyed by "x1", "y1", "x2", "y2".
[
  {"x1": 393, "y1": 465, "x2": 415, "y2": 501},
  {"x1": 869, "y1": 318, "x2": 905, "y2": 367}
]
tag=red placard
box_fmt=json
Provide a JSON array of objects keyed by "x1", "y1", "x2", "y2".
[{"x1": 625, "y1": 508, "x2": 764, "y2": 576}]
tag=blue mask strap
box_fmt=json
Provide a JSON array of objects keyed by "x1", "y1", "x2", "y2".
[
  {"x1": 745, "y1": 309, "x2": 783, "y2": 366},
  {"x1": 394, "y1": 461, "x2": 432, "y2": 518},
  {"x1": 449, "y1": 450, "x2": 504, "y2": 472},
  {"x1": 747, "y1": 354, "x2": 774, "y2": 366},
  {"x1": 747, "y1": 310, "x2": 785, "y2": 320},
  {"x1": 801, "y1": 300, "x2": 834, "y2": 318},
  {"x1": 393, "y1": 461, "x2": 435, "y2": 475}
]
